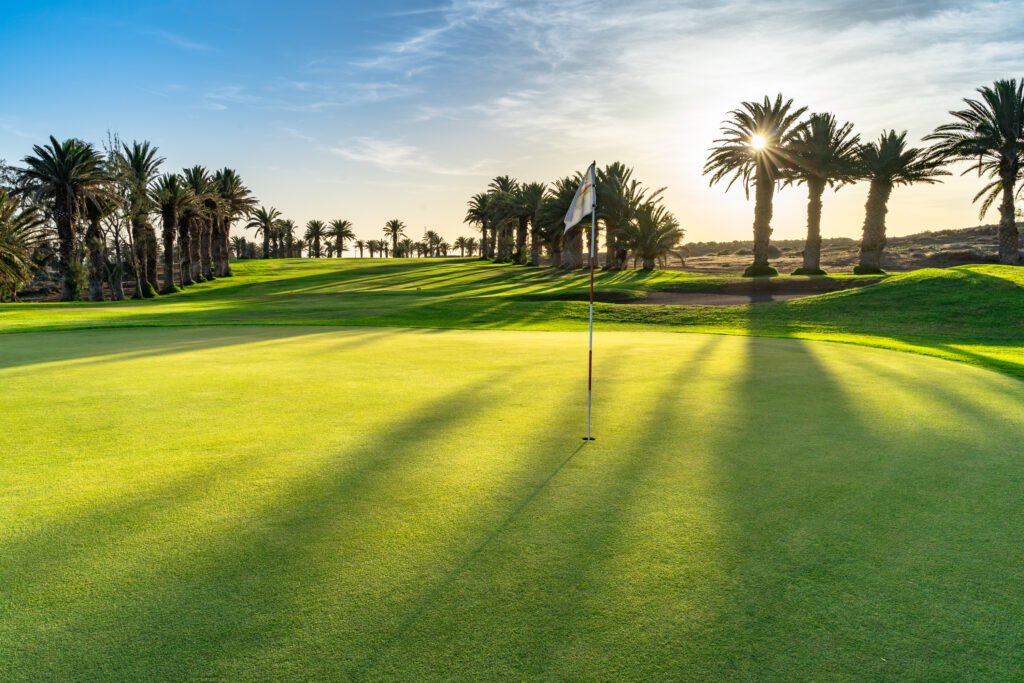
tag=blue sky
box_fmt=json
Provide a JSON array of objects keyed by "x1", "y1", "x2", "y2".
[{"x1": 2, "y1": 1, "x2": 1023, "y2": 244}]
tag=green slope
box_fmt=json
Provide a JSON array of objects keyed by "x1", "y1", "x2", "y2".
[
  {"x1": 3, "y1": 327, "x2": 1024, "y2": 680},
  {"x1": 1, "y1": 259, "x2": 1021, "y2": 376}
]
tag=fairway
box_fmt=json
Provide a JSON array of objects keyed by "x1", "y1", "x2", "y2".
[{"x1": 3, "y1": 326, "x2": 1024, "y2": 680}]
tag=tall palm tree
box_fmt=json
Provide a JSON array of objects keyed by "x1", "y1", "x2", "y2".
[
  {"x1": 382, "y1": 218, "x2": 406, "y2": 257},
  {"x1": 293, "y1": 238, "x2": 305, "y2": 258},
  {"x1": 247, "y1": 206, "x2": 282, "y2": 260},
  {"x1": 537, "y1": 175, "x2": 584, "y2": 268},
  {"x1": 518, "y1": 181, "x2": 547, "y2": 265},
  {"x1": 705, "y1": 94, "x2": 808, "y2": 276},
  {"x1": 182, "y1": 166, "x2": 219, "y2": 280},
  {"x1": 230, "y1": 235, "x2": 246, "y2": 259},
  {"x1": 279, "y1": 219, "x2": 297, "y2": 257},
  {"x1": 855, "y1": 130, "x2": 949, "y2": 273},
  {"x1": 0, "y1": 190, "x2": 45, "y2": 302},
  {"x1": 118, "y1": 141, "x2": 164, "y2": 294},
  {"x1": 464, "y1": 192, "x2": 492, "y2": 259},
  {"x1": 213, "y1": 168, "x2": 255, "y2": 276},
  {"x1": 329, "y1": 219, "x2": 355, "y2": 257},
  {"x1": 151, "y1": 173, "x2": 191, "y2": 292},
  {"x1": 304, "y1": 219, "x2": 326, "y2": 258},
  {"x1": 20, "y1": 136, "x2": 110, "y2": 300},
  {"x1": 785, "y1": 113, "x2": 861, "y2": 274},
  {"x1": 598, "y1": 163, "x2": 663, "y2": 271},
  {"x1": 453, "y1": 236, "x2": 469, "y2": 256},
  {"x1": 488, "y1": 175, "x2": 519, "y2": 262},
  {"x1": 466, "y1": 236, "x2": 477, "y2": 257},
  {"x1": 422, "y1": 230, "x2": 441, "y2": 257},
  {"x1": 620, "y1": 201, "x2": 684, "y2": 270},
  {"x1": 399, "y1": 236, "x2": 415, "y2": 258},
  {"x1": 82, "y1": 195, "x2": 119, "y2": 300},
  {"x1": 927, "y1": 79, "x2": 1024, "y2": 265},
  {"x1": 354, "y1": 239, "x2": 366, "y2": 258}
]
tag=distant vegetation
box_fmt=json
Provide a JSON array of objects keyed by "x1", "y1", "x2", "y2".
[{"x1": 2, "y1": 79, "x2": 1022, "y2": 301}]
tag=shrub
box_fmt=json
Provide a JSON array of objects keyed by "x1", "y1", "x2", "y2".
[
  {"x1": 743, "y1": 264, "x2": 779, "y2": 277},
  {"x1": 792, "y1": 267, "x2": 826, "y2": 276}
]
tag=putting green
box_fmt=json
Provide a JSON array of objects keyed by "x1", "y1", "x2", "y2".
[{"x1": 2, "y1": 326, "x2": 1023, "y2": 680}]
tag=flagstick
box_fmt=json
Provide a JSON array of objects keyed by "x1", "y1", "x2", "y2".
[{"x1": 584, "y1": 161, "x2": 597, "y2": 442}]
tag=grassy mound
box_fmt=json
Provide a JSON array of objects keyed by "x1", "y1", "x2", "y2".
[
  {"x1": 3, "y1": 327, "x2": 1024, "y2": 679},
  {"x1": 0, "y1": 259, "x2": 1021, "y2": 377}
]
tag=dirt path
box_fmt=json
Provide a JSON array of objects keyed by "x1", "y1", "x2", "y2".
[{"x1": 630, "y1": 291, "x2": 819, "y2": 306}]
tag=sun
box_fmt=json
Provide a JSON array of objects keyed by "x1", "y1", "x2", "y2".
[{"x1": 750, "y1": 134, "x2": 767, "y2": 150}]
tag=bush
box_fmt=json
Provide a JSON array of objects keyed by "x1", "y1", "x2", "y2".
[
  {"x1": 743, "y1": 264, "x2": 779, "y2": 277},
  {"x1": 734, "y1": 248, "x2": 752, "y2": 256},
  {"x1": 791, "y1": 267, "x2": 826, "y2": 276},
  {"x1": 765, "y1": 244, "x2": 782, "y2": 258}
]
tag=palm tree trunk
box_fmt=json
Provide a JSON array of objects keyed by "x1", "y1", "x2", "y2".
[
  {"x1": 605, "y1": 224, "x2": 616, "y2": 270},
  {"x1": 110, "y1": 233, "x2": 125, "y2": 301},
  {"x1": 145, "y1": 224, "x2": 160, "y2": 292},
  {"x1": 642, "y1": 256, "x2": 654, "y2": 271},
  {"x1": 562, "y1": 228, "x2": 583, "y2": 269},
  {"x1": 529, "y1": 224, "x2": 541, "y2": 266},
  {"x1": 178, "y1": 218, "x2": 194, "y2": 285},
  {"x1": 479, "y1": 226, "x2": 489, "y2": 259},
  {"x1": 858, "y1": 179, "x2": 893, "y2": 273},
  {"x1": 220, "y1": 219, "x2": 234, "y2": 276},
  {"x1": 190, "y1": 219, "x2": 203, "y2": 281},
  {"x1": 751, "y1": 174, "x2": 775, "y2": 267},
  {"x1": 801, "y1": 179, "x2": 825, "y2": 273},
  {"x1": 130, "y1": 217, "x2": 152, "y2": 296},
  {"x1": 515, "y1": 216, "x2": 528, "y2": 263},
  {"x1": 200, "y1": 220, "x2": 214, "y2": 279},
  {"x1": 161, "y1": 209, "x2": 177, "y2": 292},
  {"x1": 85, "y1": 216, "x2": 106, "y2": 301},
  {"x1": 997, "y1": 166, "x2": 1022, "y2": 265}
]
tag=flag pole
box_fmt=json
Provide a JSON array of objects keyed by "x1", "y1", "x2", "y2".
[{"x1": 584, "y1": 160, "x2": 596, "y2": 442}]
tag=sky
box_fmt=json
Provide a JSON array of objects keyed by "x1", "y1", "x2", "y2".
[{"x1": 2, "y1": 0, "x2": 1023, "y2": 245}]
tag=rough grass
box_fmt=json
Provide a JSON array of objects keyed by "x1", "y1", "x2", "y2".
[
  {"x1": 3, "y1": 327, "x2": 1024, "y2": 680},
  {"x1": 1, "y1": 258, "x2": 1021, "y2": 378}
]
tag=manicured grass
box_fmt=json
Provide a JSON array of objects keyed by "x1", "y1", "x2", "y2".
[
  {"x1": 3, "y1": 326, "x2": 1024, "y2": 680},
  {"x1": 1, "y1": 258, "x2": 1022, "y2": 377}
]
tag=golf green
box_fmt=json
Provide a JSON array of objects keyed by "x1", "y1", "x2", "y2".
[{"x1": 3, "y1": 326, "x2": 1023, "y2": 680}]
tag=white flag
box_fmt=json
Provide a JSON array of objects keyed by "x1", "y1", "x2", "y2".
[{"x1": 564, "y1": 162, "x2": 596, "y2": 233}]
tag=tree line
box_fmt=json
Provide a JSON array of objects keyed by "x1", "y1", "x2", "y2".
[
  {"x1": 706, "y1": 78, "x2": 1024, "y2": 276},
  {"x1": 463, "y1": 167, "x2": 683, "y2": 272}
]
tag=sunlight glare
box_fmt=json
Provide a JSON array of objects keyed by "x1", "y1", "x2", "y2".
[{"x1": 750, "y1": 134, "x2": 767, "y2": 150}]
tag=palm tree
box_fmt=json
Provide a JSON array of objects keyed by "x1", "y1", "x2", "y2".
[
  {"x1": 118, "y1": 141, "x2": 164, "y2": 294},
  {"x1": 82, "y1": 195, "x2": 119, "y2": 301},
  {"x1": 855, "y1": 130, "x2": 949, "y2": 273},
  {"x1": 230, "y1": 235, "x2": 247, "y2": 259},
  {"x1": 537, "y1": 175, "x2": 584, "y2": 268},
  {"x1": 515, "y1": 181, "x2": 547, "y2": 266},
  {"x1": 422, "y1": 230, "x2": 441, "y2": 257},
  {"x1": 488, "y1": 175, "x2": 519, "y2": 261},
  {"x1": 293, "y1": 238, "x2": 305, "y2": 258},
  {"x1": 247, "y1": 206, "x2": 282, "y2": 260},
  {"x1": 382, "y1": 218, "x2": 406, "y2": 257},
  {"x1": 453, "y1": 236, "x2": 468, "y2": 256},
  {"x1": 182, "y1": 166, "x2": 218, "y2": 280},
  {"x1": 279, "y1": 219, "x2": 297, "y2": 257},
  {"x1": 785, "y1": 113, "x2": 861, "y2": 274},
  {"x1": 304, "y1": 219, "x2": 326, "y2": 258},
  {"x1": 598, "y1": 163, "x2": 663, "y2": 271},
  {"x1": 927, "y1": 79, "x2": 1024, "y2": 265},
  {"x1": 399, "y1": 236, "x2": 415, "y2": 258},
  {"x1": 151, "y1": 173, "x2": 191, "y2": 292},
  {"x1": 466, "y1": 236, "x2": 477, "y2": 257},
  {"x1": 19, "y1": 136, "x2": 110, "y2": 300},
  {"x1": 705, "y1": 94, "x2": 808, "y2": 276},
  {"x1": 0, "y1": 190, "x2": 45, "y2": 302},
  {"x1": 464, "y1": 192, "x2": 493, "y2": 259},
  {"x1": 621, "y1": 201, "x2": 684, "y2": 270},
  {"x1": 328, "y1": 219, "x2": 355, "y2": 257},
  {"x1": 213, "y1": 168, "x2": 255, "y2": 276},
  {"x1": 354, "y1": 239, "x2": 366, "y2": 258}
]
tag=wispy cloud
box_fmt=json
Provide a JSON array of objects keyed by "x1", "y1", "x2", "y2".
[
  {"x1": 328, "y1": 136, "x2": 491, "y2": 176},
  {"x1": 149, "y1": 29, "x2": 215, "y2": 53}
]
